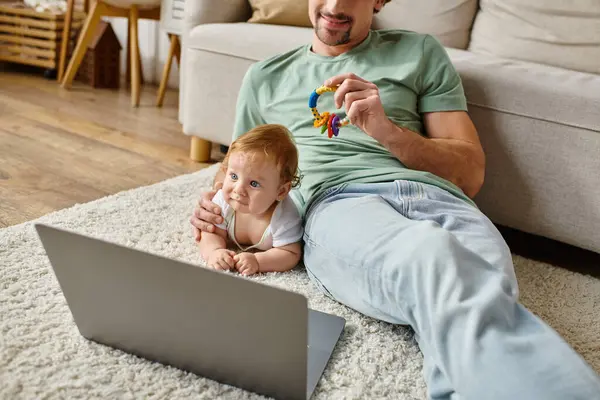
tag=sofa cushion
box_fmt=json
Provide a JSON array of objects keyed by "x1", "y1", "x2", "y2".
[
  {"x1": 447, "y1": 47, "x2": 600, "y2": 133},
  {"x1": 372, "y1": 0, "x2": 478, "y2": 49},
  {"x1": 187, "y1": 22, "x2": 313, "y2": 61},
  {"x1": 468, "y1": 0, "x2": 600, "y2": 75},
  {"x1": 247, "y1": 0, "x2": 311, "y2": 27}
]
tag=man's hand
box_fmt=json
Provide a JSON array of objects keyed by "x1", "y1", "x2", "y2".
[
  {"x1": 325, "y1": 73, "x2": 395, "y2": 143},
  {"x1": 207, "y1": 248, "x2": 236, "y2": 271},
  {"x1": 326, "y1": 73, "x2": 485, "y2": 198},
  {"x1": 190, "y1": 182, "x2": 224, "y2": 241},
  {"x1": 234, "y1": 252, "x2": 260, "y2": 276}
]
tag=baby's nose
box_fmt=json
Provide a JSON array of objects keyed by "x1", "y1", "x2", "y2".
[{"x1": 234, "y1": 184, "x2": 247, "y2": 196}]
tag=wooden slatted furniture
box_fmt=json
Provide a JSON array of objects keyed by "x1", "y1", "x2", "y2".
[{"x1": 0, "y1": 2, "x2": 85, "y2": 73}]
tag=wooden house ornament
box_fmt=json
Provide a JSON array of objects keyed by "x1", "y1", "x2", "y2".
[{"x1": 76, "y1": 20, "x2": 122, "y2": 89}]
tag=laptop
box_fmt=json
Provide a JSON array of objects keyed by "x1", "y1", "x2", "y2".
[{"x1": 35, "y1": 223, "x2": 345, "y2": 400}]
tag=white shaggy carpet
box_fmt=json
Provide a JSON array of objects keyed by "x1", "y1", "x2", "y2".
[{"x1": 1, "y1": 163, "x2": 599, "y2": 399}]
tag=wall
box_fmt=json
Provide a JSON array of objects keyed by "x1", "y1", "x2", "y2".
[{"x1": 107, "y1": 17, "x2": 179, "y2": 89}]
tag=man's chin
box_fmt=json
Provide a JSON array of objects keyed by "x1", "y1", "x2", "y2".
[{"x1": 315, "y1": 27, "x2": 351, "y2": 46}]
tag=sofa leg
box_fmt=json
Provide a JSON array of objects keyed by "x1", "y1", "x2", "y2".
[{"x1": 190, "y1": 137, "x2": 211, "y2": 162}]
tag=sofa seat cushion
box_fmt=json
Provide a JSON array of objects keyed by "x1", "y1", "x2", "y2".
[
  {"x1": 186, "y1": 22, "x2": 313, "y2": 62},
  {"x1": 446, "y1": 48, "x2": 600, "y2": 133},
  {"x1": 468, "y1": 0, "x2": 600, "y2": 75}
]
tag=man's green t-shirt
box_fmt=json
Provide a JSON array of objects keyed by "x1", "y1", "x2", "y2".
[{"x1": 231, "y1": 29, "x2": 476, "y2": 215}]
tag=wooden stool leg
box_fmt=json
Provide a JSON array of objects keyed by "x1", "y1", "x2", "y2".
[
  {"x1": 126, "y1": 18, "x2": 144, "y2": 85},
  {"x1": 156, "y1": 34, "x2": 177, "y2": 107},
  {"x1": 174, "y1": 34, "x2": 181, "y2": 66},
  {"x1": 61, "y1": 0, "x2": 105, "y2": 88},
  {"x1": 126, "y1": 18, "x2": 130, "y2": 82},
  {"x1": 137, "y1": 39, "x2": 145, "y2": 85},
  {"x1": 129, "y1": 5, "x2": 140, "y2": 107},
  {"x1": 190, "y1": 137, "x2": 212, "y2": 162},
  {"x1": 57, "y1": 0, "x2": 75, "y2": 82}
]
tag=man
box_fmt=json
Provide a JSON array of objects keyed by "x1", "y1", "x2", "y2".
[{"x1": 190, "y1": 0, "x2": 600, "y2": 398}]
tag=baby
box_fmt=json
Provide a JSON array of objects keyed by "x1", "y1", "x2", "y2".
[{"x1": 199, "y1": 124, "x2": 304, "y2": 276}]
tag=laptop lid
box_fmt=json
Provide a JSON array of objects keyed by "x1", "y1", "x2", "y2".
[{"x1": 35, "y1": 223, "x2": 309, "y2": 400}]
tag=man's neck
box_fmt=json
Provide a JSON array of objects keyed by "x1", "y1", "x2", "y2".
[{"x1": 310, "y1": 31, "x2": 370, "y2": 57}]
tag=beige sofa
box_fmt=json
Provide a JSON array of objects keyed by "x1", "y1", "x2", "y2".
[{"x1": 178, "y1": 0, "x2": 600, "y2": 255}]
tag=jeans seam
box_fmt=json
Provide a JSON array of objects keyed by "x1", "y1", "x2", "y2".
[{"x1": 303, "y1": 233, "x2": 363, "y2": 299}]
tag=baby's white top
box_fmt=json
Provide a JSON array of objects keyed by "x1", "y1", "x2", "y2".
[{"x1": 211, "y1": 189, "x2": 303, "y2": 251}]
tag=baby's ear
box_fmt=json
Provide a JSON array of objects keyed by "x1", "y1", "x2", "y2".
[{"x1": 277, "y1": 181, "x2": 292, "y2": 201}]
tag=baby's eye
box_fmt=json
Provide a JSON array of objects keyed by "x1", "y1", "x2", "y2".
[
  {"x1": 250, "y1": 181, "x2": 261, "y2": 188},
  {"x1": 230, "y1": 173, "x2": 238, "y2": 180}
]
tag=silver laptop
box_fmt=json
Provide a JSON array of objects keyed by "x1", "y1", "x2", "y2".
[{"x1": 35, "y1": 223, "x2": 345, "y2": 400}]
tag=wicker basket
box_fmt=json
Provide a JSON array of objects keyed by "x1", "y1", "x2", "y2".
[{"x1": 0, "y1": 2, "x2": 86, "y2": 70}]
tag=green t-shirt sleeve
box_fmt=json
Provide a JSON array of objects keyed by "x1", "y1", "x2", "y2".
[
  {"x1": 232, "y1": 64, "x2": 267, "y2": 142},
  {"x1": 418, "y1": 35, "x2": 468, "y2": 113}
]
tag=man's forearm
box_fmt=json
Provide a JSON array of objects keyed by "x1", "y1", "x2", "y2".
[{"x1": 379, "y1": 123, "x2": 485, "y2": 198}]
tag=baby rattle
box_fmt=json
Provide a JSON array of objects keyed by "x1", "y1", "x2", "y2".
[{"x1": 309, "y1": 85, "x2": 350, "y2": 138}]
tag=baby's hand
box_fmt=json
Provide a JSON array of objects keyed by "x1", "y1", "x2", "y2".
[
  {"x1": 207, "y1": 249, "x2": 236, "y2": 271},
  {"x1": 234, "y1": 252, "x2": 259, "y2": 276}
]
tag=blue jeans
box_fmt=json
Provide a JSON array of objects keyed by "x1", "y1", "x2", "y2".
[{"x1": 303, "y1": 180, "x2": 600, "y2": 400}]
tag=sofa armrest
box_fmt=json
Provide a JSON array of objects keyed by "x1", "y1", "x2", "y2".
[
  {"x1": 184, "y1": 0, "x2": 251, "y2": 34},
  {"x1": 179, "y1": 0, "x2": 251, "y2": 124}
]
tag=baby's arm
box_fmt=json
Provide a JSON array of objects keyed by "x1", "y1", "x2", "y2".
[
  {"x1": 255, "y1": 242, "x2": 302, "y2": 273},
  {"x1": 199, "y1": 228, "x2": 235, "y2": 271}
]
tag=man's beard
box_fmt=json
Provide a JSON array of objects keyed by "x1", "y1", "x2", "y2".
[{"x1": 314, "y1": 13, "x2": 352, "y2": 45}]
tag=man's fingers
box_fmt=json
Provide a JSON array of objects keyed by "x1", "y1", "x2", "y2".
[
  {"x1": 347, "y1": 98, "x2": 373, "y2": 125},
  {"x1": 334, "y1": 80, "x2": 377, "y2": 109},
  {"x1": 199, "y1": 197, "x2": 221, "y2": 216},
  {"x1": 325, "y1": 72, "x2": 369, "y2": 87},
  {"x1": 198, "y1": 207, "x2": 223, "y2": 226},
  {"x1": 343, "y1": 89, "x2": 375, "y2": 115},
  {"x1": 190, "y1": 215, "x2": 215, "y2": 233},
  {"x1": 193, "y1": 207, "x2": 220, "y2": 226}
]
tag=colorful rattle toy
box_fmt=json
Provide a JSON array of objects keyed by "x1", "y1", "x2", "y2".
[{"x1": 309, "y1": 85, "x2": 350, "y2": 138}]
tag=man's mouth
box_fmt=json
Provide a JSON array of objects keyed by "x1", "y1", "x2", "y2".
[{"x1": 320, "y1": 13, "x2": 351, "y2": 29}]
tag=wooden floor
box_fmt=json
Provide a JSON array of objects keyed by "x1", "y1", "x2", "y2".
[{"x1": 0, "y1": 64, "x2": 222, "y2": 228}]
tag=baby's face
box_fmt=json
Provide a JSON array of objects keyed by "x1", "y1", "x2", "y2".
[{"x1": 222, "y1": 152, "x2": 289, "y2": 215}]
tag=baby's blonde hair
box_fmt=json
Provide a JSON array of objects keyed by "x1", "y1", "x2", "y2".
[{"x1": 222, "y1": 124, "x2": 302, "y2": 188}]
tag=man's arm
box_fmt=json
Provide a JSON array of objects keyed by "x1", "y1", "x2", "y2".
[
  {"x1": 378, "y1": 111, "x2": 485, "y2": 199},
  {"x1": 327, "y1": 70, "x2": 485, "y2": 199}
]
